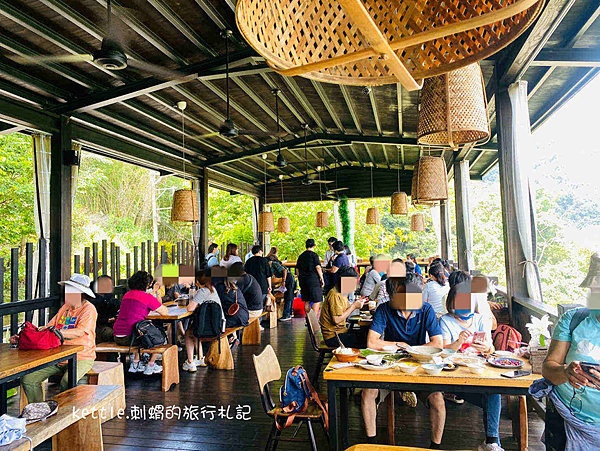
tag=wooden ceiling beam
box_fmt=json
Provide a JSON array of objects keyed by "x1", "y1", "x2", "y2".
[
  {"x1": 311, "y1": 80, "x2": 345, "y2": 132},
  {"x1": 339, "y1": 85, "x2": 362, "y2": 134},
  {"x1": 531, "y1": 48, "x2": 600, "y2": 67},
  {"x1": 382, "y1": 145, "x2": 391, "y2": 169},
  {"x1": 368, "y1": 88, "x2": 382, "y2": 135},
  {"x1": 363, "y1": 144, "x2": 378, "y2": 167},
  {"x1": 348, "y1": 143, "x2": 365, "y2": 168},
  {"x1": 280, "y1": 77, "x2": 327, "y2": 131}
]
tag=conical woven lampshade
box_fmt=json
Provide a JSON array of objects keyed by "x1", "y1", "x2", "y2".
[
  {"x1": 418, "y1": 64, "x2": 490, "y2": 148},
  {"x1": 277, "y1": 217, "x2": 291, "y2": 233},
  {"x1": 171, "y1": 189, "x2": 198, "y2": 222},
  {"x1": 411, "y1": 213, "x2": 425, "y2": 232},
  {"x1": 366, "y1": 207, "x2": 380, "y2": 225},
  {"x1": 391, "y1": 191, "x2": 408, "y2": 215},
  {"x1": 414, "y1": 156, "x2": 449, "y2": 203},
  {"x1": 258, "y1": 211, "x2": 275, "y2": 233},
  {"x1": 315, "y1": 211, "x2": 329, "y2": 228},
  {"x1": 411, "y1": 160, "x2": 436, "y2": 207}
]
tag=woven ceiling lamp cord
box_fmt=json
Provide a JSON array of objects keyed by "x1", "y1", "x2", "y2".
[
  {"x1": 277, "y1": 176, "x2": 290, "y2": 233},
  {"x1": 366, "y1": 164, "x2": 380, "y2": 225},
  {"x1": 171, "y1": 101, "x2": 198, "y2": 223},
  {"x1": 223, "y1": 29, "x2": 231, "y2": 121}
]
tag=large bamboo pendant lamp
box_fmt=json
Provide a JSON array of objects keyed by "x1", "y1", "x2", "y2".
[
  {"x1": 413, "y1": 154, "x2": 449, "y2": 204},
  {"x1": 236, "y1": 0, "x2": 544, "y2": 89},
  {"x1": 417, "y1": 64, "x2": 490, "y2": 149},
  {"x1": 258, "y1": 157, "x2": 275, "y2": 233},
  {"x1": 171, "y1": 101, "x2": 199, "y2": 222},
  {"x1": 411, "y1": 213, "x2": 425, "y2": 232},
  {"x1": 391, "y1": 147, "x2": 408, "y2": 215},
  {"x1": 366, "y1": 165, "x2": 380, "y2": 225},
  {"x1": 277, "y1": 175, "x2": 291, "y2": 233}
]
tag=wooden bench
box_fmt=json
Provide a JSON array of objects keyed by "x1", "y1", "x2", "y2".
[
  {"x1": 198, "y1": 326, "x2": 244, "y2": 370},
  {"x1": 4, "y1": 385, "x2": 124, "y2": 451},
  {"x1": 95, "y1": 343, "x2": 179, "y2": 392},
  {"x1": 241, "y1": 311, "x2": 269, "y2": 346},
  {"x1": 19, "y1": 361, "x2": 126, "y2": 421}
]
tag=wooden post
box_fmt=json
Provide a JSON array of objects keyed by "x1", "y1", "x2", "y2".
[
  {"x1": 10, "y1": 248, "x2": 18, "y2": 336},
  {"x1": 440, "y1": 202, "x2": 451, "y2": 261},
  {"x1": 141, "y1": 242, "x2": 146, "y2": 272},
  {"x1": 83, "y1": 247, "x2": 90, "y2": 276},
  {"x1": 133, "y1": 246, "x2": 139, "y2": 273},
  {"x1": 171, "y1": 245, "x2": 176, "y2": 265},
  {"x1": 25, "y1": 242, "x2": 33, "y2": 300},
  {"x1": 453, "y1": 158, "x2": 475, "y2": 272},
  {"x1": 74, "y1": 255, "x2": 81, "y2": 275},
  {"x1": 110, "y1": 242, "x2": 116, "y2": 282},
  {"x1": 115, "y1": 246, "x2": 121, "y2": 282},
  {"x1": 195, "y1": 174, "x2": 208, "y2": 261},
  {"x1": 147, "y1": 239, "x2": 152, "y2": 272},
  {"x1": 101, "y1": 240, "x2": 108, "y2": 276},
  {"x1": 497, "y1": 84, "x2": 529, "y2": 304},
  {"x1": 126, "y1": 253, "x2": 131, "y2": 279},
  {"x1": 92, "y1": 242, "x2": 99, "y2": 281},
  {"x1": 49, "y1": 116, "x2": 72, "y2": 307}
]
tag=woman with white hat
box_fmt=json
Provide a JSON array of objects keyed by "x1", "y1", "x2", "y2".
[{"x1": 15, "y1": 274, "x2": 98, "y2": 403}]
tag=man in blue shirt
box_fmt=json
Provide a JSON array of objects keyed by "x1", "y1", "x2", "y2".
[
  {"x1": 362, "y1": 272, "x2": 445, "y2": 448},
  {"x1": 204, "y1": 243, "x2": 219, "y2": 269},
  {"x1": 324, "y1": 240, "x2": 350, "y2": 294},
  {"x1": 407, "y1": 253, "x2": 422, "y2": 276}
]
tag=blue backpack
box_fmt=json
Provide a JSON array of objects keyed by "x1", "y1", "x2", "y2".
[{"x1": 276, "y1": 366, "x2": 328, "y2": 430}]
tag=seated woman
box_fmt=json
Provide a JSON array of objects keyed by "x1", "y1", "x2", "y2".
[
  {"x1": 448, "y1": 271, "x2": 498, "y2": 331},
  {"x1": 319, "y1": 266, "x2": 364, "y2": 348},
  {"x1": 440, "y1": 283, "x2": 502, "y2": 451},
  {"x1": 113, "y1": 271, "x2": 168, "y2": 375},
  {"x1": 422, "y1": 262, "x2": 450, "y2": 316},
  {"x1": 229, "y1": 262, "x2": 265, "y2": 320},
  {"x1": 91, "y1": 274, "x2": 120, "y2": 343},
  {"x1": 360, "y1": 256, "x2": 382, "y2": 297},
  {"x1": 18, "y1": 274, "x2": 98, "y2": 403},
  {"x1": 213, "y1": 275, "x2": 249, "y2": 346},
  {"x1": 182, "y1": 270, "x2": 223, "y2": 372},
  {"x1": 266, "y1": 247, "x2": 295, "y2": 321},
  {"x1": 541, "y1": 293, "x2": 600, "y2": 450},
  {"x1": 220, "y1": 243, "x2": 243, "y2": 269}
]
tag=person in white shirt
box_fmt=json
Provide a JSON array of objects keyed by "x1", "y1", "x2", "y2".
[
  {"x1": 422, "y1": 262, "x2": 450, "y2": 315},
  {"x1": 220, "y1": 243, "x2": 243, "y2": 269},
  {"x1": 324, "y1": 237, "x2": 337, "y2": 268}
]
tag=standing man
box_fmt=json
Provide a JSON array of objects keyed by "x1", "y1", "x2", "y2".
[
  {"x1": 244, "y1": 245, "x2": 273, "y2": 310},
  {"x1": 324, "y1": 237, "x2": 337, "y2": 268},
  {"x1": 204, "y1": 243, "x2": 220, "y2": 269},
  {"x1": 297, "y1": 239, "x2": 325, "y2": 316},
  {"x1": 324, "y1": 240, "x2": 350, "y2": 294},
  {"x1": 361, "y1": 272, "x2": 445, "y2": 447}
]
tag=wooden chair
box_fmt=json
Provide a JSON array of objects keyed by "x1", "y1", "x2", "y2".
[
  {"x1": 306, "y1": 310, "x2": 335, "y2": 386},
  {"x1": 253, "y1": 345, "x2": 327, "y2": 451}
]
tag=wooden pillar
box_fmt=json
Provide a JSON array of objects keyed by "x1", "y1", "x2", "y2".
[
  {"x1": 453, "y1": 159, "x2": 474, "y2": 272},
  {"x1": 49, "y1": 116, "x2": 72, "y2": 307},
  {"x1": 440, "y1": 201, "x2": 452, "y2": 261},
  {"x1": 497, "y1": 84, "x2": 529, "y2": 303},
  {"x1": 194, "y1": 172, "x2": 208, "y2": 264},
  {"x1": 256, "y1": 196, "x2": 264, "y2": 252}
]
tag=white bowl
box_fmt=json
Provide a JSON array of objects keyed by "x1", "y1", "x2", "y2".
[
  {"x1": 382, "y1": 345, "x2": 398, "y2": 353},
  {"x1": 467, "y1": 364, "x2": 486, "y2": 374},
  {"x1": 421, "y1": 364, "x2": 444, "y2": 375},
  {"x1": 366, "y1": 354, "x2": 384, "y2": 366},
  {"x1": 441, "y1": 349, "x2": 457, "y2": 358},
  {"x1": 407, "y1": 346, "x2": 443, "y2": 362},
  {"x1": 396, "y1": 362, "x2": 419, "y2": 374}
]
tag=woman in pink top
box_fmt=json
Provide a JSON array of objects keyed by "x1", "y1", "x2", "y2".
[{"x1": 113, "y1": 271, "x2": 168, "y2": 375}]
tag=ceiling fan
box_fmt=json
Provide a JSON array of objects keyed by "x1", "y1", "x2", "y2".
[
  {"x1": 6, "y1": 0, "x2": 184, "y2": 80},
  {"x1": 324, "y1": 160, "x2": 349, "y2": 198},
  {"x1": 193, "y1": 31, "x2": 290, "y2": 141}
]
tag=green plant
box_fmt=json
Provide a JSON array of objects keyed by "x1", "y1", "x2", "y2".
[{"x1": 338, "y1": 197, "x2": 351, "y2": 245}]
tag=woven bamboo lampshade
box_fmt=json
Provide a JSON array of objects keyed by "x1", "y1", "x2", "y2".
[
  {"x1": 413, "y1": 156, "x2": 449, "y2": 204},
  {"x1": 418, "y1": 64, "x2": 490, "y2": 148},
  {"x1": 171, "y1": 189, "x2": 198, "y2": 222},
  {"x1": 277, "y1": 217, "x2": 291, "y2": 234},
  {"x1": 236, "y1": 0, "x2": 544, "y2": 89},
  {"x1": 411, "y1": 160, "x2": 436, "y2": 207},
  {"x1": 366, "y1": 207, "x2": 380, "y2": 225},
  {"x1": 316, "y1": 211, "x2": 329, "y2": 228},
  {"x1": 411, "y1": 213, "x2": 425, "y2": 232},
  {"x1": 258, "y1": 211, "x2": 275, "y2": 233},
  {"x1": 391, "y1": 191, "x2": 408, "y2": 215}
]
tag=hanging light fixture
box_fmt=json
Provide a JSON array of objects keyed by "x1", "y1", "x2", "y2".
[
  {"x1": 412, "y1": 152, "x2": 449, "y2": 205},
  {"x1": 411, "y1": 213, "x2": 425, "y2": 232},
  {"x1": 277, "y1": 175, "x2": 291, "y2": 233},
  {"x1": 417, "y1": 63, "x2": 490, "y2": 149},
  {"x1": 259, "y1": 156, "x2": 275, "y2": 233},
  {"x1": 391, "y1": 147, "x2": 408, "y2": 215},
  {"x1": 171, "y1": 101, "x2": 199, "y2": 222},
  {"x1": 311, "y1": 124, "x2": 328, "y2": 228},
  {"x1": 366, "y1": 164, "x2": 380, "y2": 225}
]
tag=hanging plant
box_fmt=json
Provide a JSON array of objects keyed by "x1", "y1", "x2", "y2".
[{"x1": 338, "y1": 196, "x2": 350, "y2": 244}]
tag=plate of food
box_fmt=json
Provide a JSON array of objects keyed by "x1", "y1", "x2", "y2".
[
  {"x1": 442, "y1": 363, "x2": 458, "y2": 371},
  {"x1": 450, "y1": 355, "x2": 486, "y2": 367},
  {"x1": 357, "y1": 359, "x2": 396, "y2": 371},
  {"x1": 487, "y1": 357, "x2": 524, "y2": 369}
]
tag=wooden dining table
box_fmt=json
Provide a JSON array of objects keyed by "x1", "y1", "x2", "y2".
[
  {"x1": 323, "y1": 355, "x2": 537, "y2": 451},
  {"x1": 149, "y1": 304, "x2": 193, "y2": 344},
  {"x1": 0, "y1": 343, "x2": 83, "y2": 415}
]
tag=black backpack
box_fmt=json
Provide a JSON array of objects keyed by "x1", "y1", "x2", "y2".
[
  {"x1": 193, "y1": 301, "x2": 225, "y2": 339},
  {"x1": 132, "y1": 319, "x2": 167, "y2": 350}
]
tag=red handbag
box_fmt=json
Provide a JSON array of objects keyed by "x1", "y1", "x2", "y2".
[{"x1": 18, "y1": 322, "x2": 64, "y2": 350}]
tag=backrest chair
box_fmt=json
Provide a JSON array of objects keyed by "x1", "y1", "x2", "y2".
[
  {"x1": 253, "y1": 345, "x2": 281, "y2": 414},
  {"x1": 305, "y1": 310, "x2": 322, "y2": 352}
]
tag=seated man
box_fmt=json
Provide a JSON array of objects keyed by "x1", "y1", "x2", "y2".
[
  {"x1": 319, "y1": 266, "x2": 364, "y2": 348},
  {"x1": 361, "y1": 272, "x2": 445, "y2": 448}
]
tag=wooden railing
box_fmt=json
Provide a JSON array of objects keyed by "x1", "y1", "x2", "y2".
[
  {"x1": 511, "y1": 295, "x2": 559, "y2": 343},
  {"x1": 72, "y1": 239, "x2": 197, "y2": 284}
]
